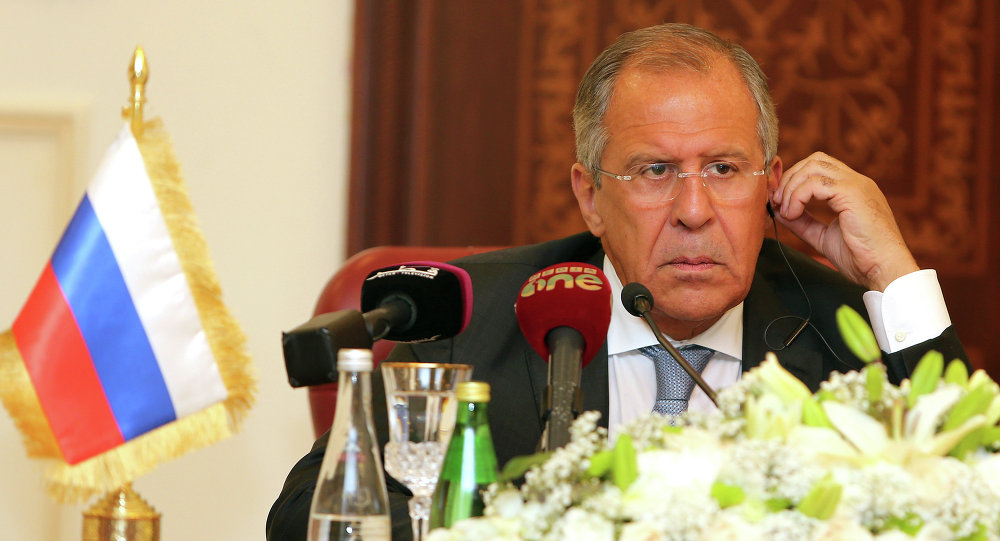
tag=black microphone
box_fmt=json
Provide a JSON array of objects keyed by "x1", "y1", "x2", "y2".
[
  {"x1": 621, "y1": 282, "x2": 718, "y2": 406},
  {"x1": 282, "y1": 262, "x2": 473, "y2": 387}
]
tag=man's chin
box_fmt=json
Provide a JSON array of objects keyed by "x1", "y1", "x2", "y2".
[{"x1": 651, "y1": 289, "x2": 737, "y2": 325}]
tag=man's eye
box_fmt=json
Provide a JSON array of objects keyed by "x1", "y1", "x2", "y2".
[
  {"x1": 642, "y1": 163, "x2": 671, "y2": 178},
  {"x1": 707, "y1": 162, "x2": 737, "y2": 178}
]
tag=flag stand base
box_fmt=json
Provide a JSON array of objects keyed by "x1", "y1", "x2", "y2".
[{"x1": 81, "y1": 484, "x2": 160, "y2": 541}]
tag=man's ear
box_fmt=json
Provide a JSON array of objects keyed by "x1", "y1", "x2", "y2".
[
  {"x1": 767, "y1": 156, "x2": 783, "y2": 194},
  {"x1": 571, "y1": 163, "x2": 605, "y2": 237}
]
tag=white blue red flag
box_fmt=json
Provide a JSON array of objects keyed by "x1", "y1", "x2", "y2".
[{"x1": 0, "y1": 120, "x2": 255, "y2": 501}]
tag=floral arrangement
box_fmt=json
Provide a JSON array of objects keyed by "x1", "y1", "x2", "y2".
[{"x1": 428, "y1": 307, "x2": 1000, "y2": 541}]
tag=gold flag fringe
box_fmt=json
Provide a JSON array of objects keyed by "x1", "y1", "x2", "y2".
[
  {"x1": 0, "y1": 118, "x2": 256, "y2": 503},
  {"x1": 0, "y1": 331, "x2": 62, "y2": 458}
]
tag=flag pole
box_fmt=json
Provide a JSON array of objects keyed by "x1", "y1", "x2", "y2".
[
  {"x1": 80, "y1": 48, "x2": 161, "y2": 541},
  {"x1": 122, "y1": 45, "x2": 148, "y2": 139}
]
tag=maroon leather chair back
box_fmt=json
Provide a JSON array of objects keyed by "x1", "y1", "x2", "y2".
[{"x1": 308, "y1": 245, "x2": 503, "y2": 437}]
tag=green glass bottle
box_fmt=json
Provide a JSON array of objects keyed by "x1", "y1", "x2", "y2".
[{"x1": 429, "y1": 381, "x2": 498, "y2": 529}]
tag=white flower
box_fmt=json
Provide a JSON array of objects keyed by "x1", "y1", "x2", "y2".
[
  {"x1": 834, "y1": 462, "x2": 914, "y2": 531},
  {"x1": 548, "y1": 508, "x2": 614, "y2": 541},
  {"x1": 441, "y1": 357, "x2": 1000, "y2": 541},
  {"x1": 908, "y1": 521, "x2": 954, "y2": 541},
  {"x1": 970, "y1": 452, "x2": 1000, "y2": 495},
  {"x1": 428, "y1": 515, "x2": 521, "y2": 541},
  {"x1": 908, "y1": 455, "x2": 1000, "y2": 538},
  {"x1": 636, "y1": 447, "x2": 721, "y2": 493},
  {"x1": 812, "y1": 517, "x2": 874, "y2": 541},
  {"x1": 757, "y1": 511, "x2": 816, "y2": 541},
  {"x1": 872, "y1": 531, "x2": 913, "y2": 541},
  {"x1": 717, "y1": 438, "x2": 819, "y2": 504},
  {"x1": 619, "y1": 520, "x2": 665, "y2": 541},
  {"x1": 822, "y1": 400, "x2": 889, "y2": 457},
  {"x1": 745, "y1": 392, "x2": 802, "y2": 439},
  {"x1": 700, "y1": 513, "x2": 762, "y2": 541},
  {"x1": 488, "y1": 489, "x2": 523, "y2": 519},
  {"x1": 905, "y1": 386, "x2": 963, "y2": 444},
  {"x1": 755, "y1": 354, "x2": 812, "y2": 403},
  {"x1": 786, "y1": 425, "x2": 861, "y2": 465}
]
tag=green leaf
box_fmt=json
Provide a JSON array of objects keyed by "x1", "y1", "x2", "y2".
[
  {"x1": 765, "y1": 497, "x2": 792, "y2": 512},
  {"x1": 944, "y1": 385, "x2": 995, "y2": 431},
  {"x1": 891, "y1": 398, "x2": 904, "y2": 439},
  {"x1": 884, "y1": 512, "x2": 923, "y2": 536},
  {"x1": 959, "y1": 523, "x2": 988, "y2": 541},
  {"x1": 584, "y1": 450, "x2": 613, "y2": 479},
  {"x1": 908, "y1": 351, "x2": 944, "y2": 408},
  {"x1": 836, "y1": 305, "x2": 881, "y2": 363},
  {"x1": 985, "y1": 396, "x2": 1000, "y2": 426},
  {"x1": 980, "y1": 426, "x2": 1000, "y2": 448},
  {"x1": 944, "y1": 359, "x2": 969, "y2": 387},
  {"x1": 949, "y1": 426, "x2": 986, "y2": 460},
  {"x1": 968, "y1": 369, "x2": 994, "y2": 392},
  {"x1": 802, "y1": 398, "x2": 832, "y2": 428},
  {"x1": 866, "y1": 364, "x2": 884, "y2": 403},
  {"x1": 498, "y1": 452, "x2": 552, "y2": 482},
  {"x1": 815, "y1": 389, "x2": 835, "y2": 403},
  {"x1": 711, "y1": 481, "x2": 745, "y2": 508},
  {"x1": 611, "y1": 433, "x2": 638, "y2": 491},
  {"x1": 796, "y1": 475, "x2": 842, "y2": 520}
]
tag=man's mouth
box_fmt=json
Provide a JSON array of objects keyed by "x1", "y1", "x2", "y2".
[{"x1": 667, "y1": 257, "x2": 718, "y2": 270}]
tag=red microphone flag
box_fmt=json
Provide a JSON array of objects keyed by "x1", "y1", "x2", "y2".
[{"x1": 514, "y1": 263, "x2": 612, "y2": 366}]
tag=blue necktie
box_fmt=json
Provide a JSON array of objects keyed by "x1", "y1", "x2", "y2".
[{"x1": 638, "y1": 345, "x2": 713, "y2": 415}]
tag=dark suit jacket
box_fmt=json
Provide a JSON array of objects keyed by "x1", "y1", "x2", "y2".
[{"x1": 266, "y1": 231, "x2": 968, "y2": 541}]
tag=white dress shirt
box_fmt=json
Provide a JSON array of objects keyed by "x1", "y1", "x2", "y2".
[{"x1": 605, "y1": 256, "x2": 952, "y2": 433}]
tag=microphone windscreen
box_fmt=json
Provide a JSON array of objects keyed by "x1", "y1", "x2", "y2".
[
  {"x1": 621, "y1": 282, "x2": 654, "y2": 317},
  {"x1": 515, "y1": 262, "x2": 611, "y2": 366},
  {"x1": 360, "y1": 261, "x2": 473, "y2": 342}
]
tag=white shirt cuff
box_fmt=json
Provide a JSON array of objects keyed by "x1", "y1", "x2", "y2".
[{"x1": 862, "y1": 269, "x2": 951, "y2": 354}]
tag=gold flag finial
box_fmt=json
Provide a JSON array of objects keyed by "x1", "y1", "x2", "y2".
[{"x1": 122, "y1": 46, "x2": 149, "y2": 138}]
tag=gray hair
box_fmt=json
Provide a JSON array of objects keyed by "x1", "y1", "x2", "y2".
[{"x1": 572, "y1": 23, "x2": 778, "y2": 186}]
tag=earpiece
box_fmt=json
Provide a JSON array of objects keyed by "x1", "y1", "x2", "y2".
[{"x1": 762, "y1": 210, "x2": 848, "y2": 368}]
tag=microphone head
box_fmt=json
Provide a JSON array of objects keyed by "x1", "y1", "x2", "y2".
[
  {"x1": 515, "y1": 262, "x2": 611, "y2": 366},
  {"x1": 360, "y1": 261, "x2": 473, "y2": 342},
  {"x1": 621, "y1": 282, "x2": 654, "y2": 317}
]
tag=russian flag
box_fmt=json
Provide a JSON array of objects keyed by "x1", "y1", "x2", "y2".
[{"x1": 9, "y1": 125, "x2": 228, "y2": 465}]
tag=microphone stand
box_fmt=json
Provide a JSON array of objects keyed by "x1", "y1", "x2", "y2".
[
  {"x1": 633, "y1": 296, "x2": 718, "y2": 407},
  {"x1": 539, "y1": 326, "x2": 584, "y2": 451}
]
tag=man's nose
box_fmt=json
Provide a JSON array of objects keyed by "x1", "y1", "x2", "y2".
[{"x1": 668, "y1": 176, "x2": 713, "y2": 229}]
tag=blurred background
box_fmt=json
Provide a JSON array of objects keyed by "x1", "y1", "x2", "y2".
[
  {"x1": 1, "y1": 1, "x2": 996, "y2": 540},
  {"x1": 2, "y1": 1, "x2": 350, "y2": 539}
]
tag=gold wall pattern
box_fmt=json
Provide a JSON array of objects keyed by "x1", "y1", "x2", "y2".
[{"x1": 516, "y1": 0, "x2": 994, "y2": 276}]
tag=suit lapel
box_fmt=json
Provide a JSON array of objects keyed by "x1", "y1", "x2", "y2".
[{"x1": 585, "y1": 249, "x2": 610, "y2": 427}]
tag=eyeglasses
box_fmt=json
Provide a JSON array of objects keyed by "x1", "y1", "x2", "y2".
[{"x1": 594, "y1": 161, "x2": 768, "y2": 202}]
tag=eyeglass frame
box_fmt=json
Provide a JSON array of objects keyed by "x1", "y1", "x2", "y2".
[{"x1": 593, "y1": 160, "x2": 770, "y2": 201}]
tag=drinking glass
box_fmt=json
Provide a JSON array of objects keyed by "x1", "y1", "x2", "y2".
[{"x1": 380, "y1": 362, "x2": 472, "y2": 541}]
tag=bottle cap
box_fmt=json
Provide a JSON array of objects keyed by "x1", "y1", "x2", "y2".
[
  {"x1": 337, "y1": 348, "x2": 373, "y2": 372},
  {"x1": 456, "y1": 381, "x2": 490, "y2": 402}
]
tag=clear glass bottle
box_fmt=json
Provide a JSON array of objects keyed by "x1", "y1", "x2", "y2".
[
  {"x1": 308, "y1": 349, "x2": 390, "y2": 541},
  {"x1": 428, "y1": 381, "x2": 498, "y2": 529}
]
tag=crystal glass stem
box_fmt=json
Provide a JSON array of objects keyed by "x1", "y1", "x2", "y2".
[{"x1": 408, "y1": 495, "x2": 431, "y2": 541}]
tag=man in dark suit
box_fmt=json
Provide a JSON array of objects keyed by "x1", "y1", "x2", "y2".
[{"x1": 267, "y1": 23, "x2": 967, "y2": 540}]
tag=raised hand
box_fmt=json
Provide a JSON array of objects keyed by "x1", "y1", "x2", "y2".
[{"x1": 770, "y1": 152, "x2": 918, "y2": 292}]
